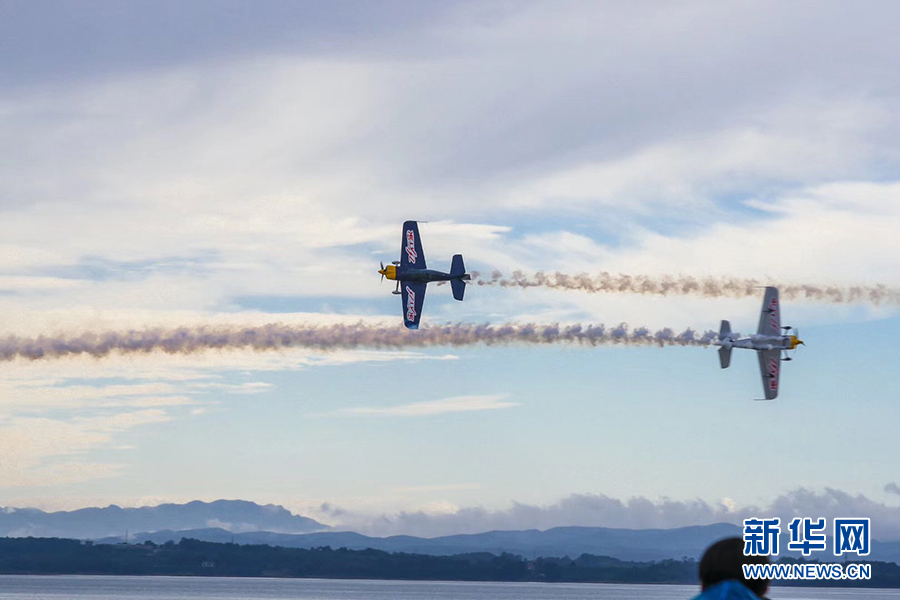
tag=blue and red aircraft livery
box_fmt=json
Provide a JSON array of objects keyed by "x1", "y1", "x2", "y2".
[{"x1": 378, "y1": 221, "x2": 471, "y2": 329}]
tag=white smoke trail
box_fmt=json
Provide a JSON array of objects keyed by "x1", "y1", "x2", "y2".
[
  {"x1": 0, "y1": 322, "x2": 717, "y2": 362},
  {"x1": 471, "y1": 270, "x2": 900, "y2": 305}
]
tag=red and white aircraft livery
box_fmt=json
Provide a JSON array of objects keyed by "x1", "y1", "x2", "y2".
[{"x1": 715, "y1": 286, "x2": 804, "y2": 400}]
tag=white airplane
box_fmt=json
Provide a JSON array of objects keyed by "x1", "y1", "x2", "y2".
[{"x1": 715, "y1": 286, "x2": 804, "y2": 400}]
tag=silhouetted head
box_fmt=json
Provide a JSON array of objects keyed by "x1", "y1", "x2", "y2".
[{"x1": 699, "y1": 537, "x2": 770, "y2": 597}]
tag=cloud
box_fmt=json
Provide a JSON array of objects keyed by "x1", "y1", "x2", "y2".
[
  {"x1": 0, "y1": 328, "x2": 463, "y2": 491},
  {"x1": 323, "y1": 487, "x2": 900, "y2": 540},
  {"x1": 0, "y1": 381, "x2": 193, "y2": 413},
  {"x1": 1, "y1": 1, "x2": 899, "y2": 514},
  {"x1": 387, "y1": 483, "x2": 480, "y2": 494},
  {"x1": 0, "y1": 2, "x2": 895, "y2": 368},
  {"x1": 187, "y1": 381, "x2": 274, "y2": 394},
  {"x1": 0, "y1": 409, "x2": 172, "y2": 488},
  {"x1": 613, "y1": 181, "x2": 900, "y2": 283},
  {"x1": 1, "y1": 1, "x2": 899, "y2": 325},
  {"x1": 501, "y1": 99, "x2": 892, "y2": 214},
  {"x1": 331, "y1": 394, "x2": 518, "y2": 417},
  {"x1": 0, "y1": 1, "x2": 463, "y2": 87}
]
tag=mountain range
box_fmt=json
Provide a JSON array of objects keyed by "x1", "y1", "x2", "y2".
[
  {"x1": 99, "y1": 522, "x2": 743, "y2": 562},
  {"x1": 4, "y1": 499, "x2": 899, "y2": 564},
  {"x1": 0, "y1": 499, "x2": 326, "y2": 539}
]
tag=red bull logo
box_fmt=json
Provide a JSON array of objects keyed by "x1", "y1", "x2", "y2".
[
  {"x1": 405, "y1": 286, "x2": 417, "y2": 322},
  {"x1": 768, "y1": 297, "x2": 779, "y2": 332},
  {"x1": 405, "y1": 230, "x2": 417, "y2": 264},
  {"x1": 768, "y1": 357, "x2": 779, "y2": 391}
]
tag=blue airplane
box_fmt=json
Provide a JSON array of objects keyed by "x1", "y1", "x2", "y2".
[{"x1": 378, "y1": 221, "x2": 471, "y2": 329}]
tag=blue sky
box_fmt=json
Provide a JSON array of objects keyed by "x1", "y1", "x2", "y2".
[{"x1": 1, "y1": 0, "x2": 900, "y2": 538}]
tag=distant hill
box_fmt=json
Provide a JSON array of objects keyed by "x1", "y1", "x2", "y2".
[
  {"x1": 8, "y1": 500, "x2": 900, "y2": 565},
  {"x1": 96, "y1": 524, "x2": 900, "y2": 564},
  {"x1": 0, "y1": 500, "x2": 327, "y2": 539},
  {"x1": 98, "y1": 523, "x2": 744, "y2": 562}
]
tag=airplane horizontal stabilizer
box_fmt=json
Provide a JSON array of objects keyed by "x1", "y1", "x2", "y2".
[
  {"x1": 718, "y1": 346, "x2": 732, "y2": 369},
  {"x1": 451, "y1": 278, "x2": 466, "y2": 301}
]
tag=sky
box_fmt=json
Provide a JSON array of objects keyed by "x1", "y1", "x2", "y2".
[{"x1": 1, "y1": 0, "x2": 900, "y2": 538}]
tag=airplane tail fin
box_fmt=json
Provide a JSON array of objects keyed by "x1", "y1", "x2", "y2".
[
  {"x1": 718, "y1": 346, "x2": 732, "y2": 369},
  {"x1": 450, "y1": 254, "x2": 467, "y2": 301},
  {"x1": 718, "y1": 320, "x2": 731, "y2": 341}
]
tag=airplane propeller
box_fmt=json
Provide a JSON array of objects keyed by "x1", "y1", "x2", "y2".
[
  {"x1": 782, "y1": 327, "x2": 804, "y2": 361},
  {"x1": 380, "y1": 261, "x2": 385, "y2": 282}
]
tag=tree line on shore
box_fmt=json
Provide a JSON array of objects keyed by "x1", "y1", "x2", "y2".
[{"x1": 1, "y1": 537, "x2": 897, "y2": 588}]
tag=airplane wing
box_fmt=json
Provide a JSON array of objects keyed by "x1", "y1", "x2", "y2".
[
  {"x1": 756, "y1": 286, "x2": 780, "y2": 336},
  {"x1": 401, "y1": 282, "x2": 427, "y2": 330},
  {"x1": 400, "y1": 220, "x2": 427, "y2": 270},
  {"x1": 757, "y1": 349, "x2": 781, "y2": 400}
]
